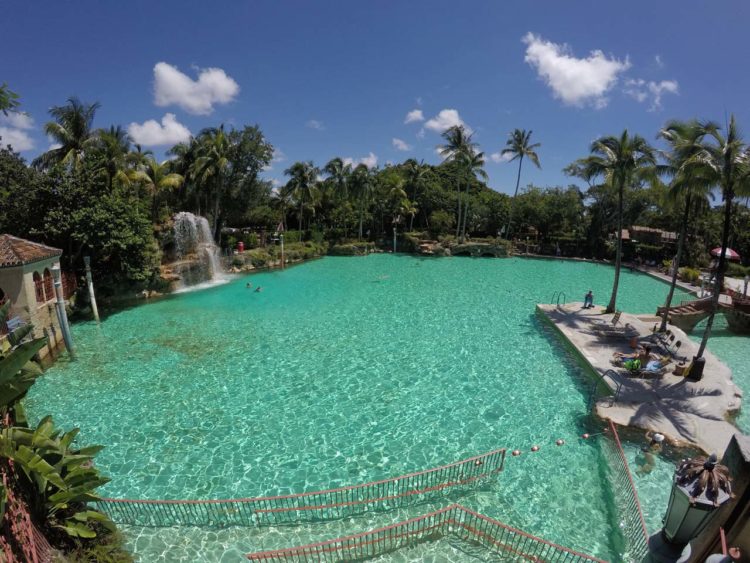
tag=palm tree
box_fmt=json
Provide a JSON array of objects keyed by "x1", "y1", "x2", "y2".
[
  {"x1": 458, "y1": 149, "x2": 489, "y2": 241},
  {"x1": 574, "y1": 131, "x2": 658, "y2": 313},
  {"x1": 34, "y1": 97, "x2": 101, "y2": 170},
  {"x1": 695, "y1": 116, "x2": 750, "y2": 361},
  {"x1": 283, "y1": 161, "x2": 320, "y2": 231},
  {"x1": 501, "y1": 129, "x2": 541, "y2": 239},
  {"x1": 131, "y1": 157, "x2": 185, "y2": 221},
  {"x1": 439, "y1": 126, "x2": 476, "y2": 238},
  {"x1": 404, "y1": 160, "x2": 429, "y2": 231},
  {"x1": 657, "y1": 120, "x2": 718, "y2": 332},
  {"x1": 350, "y1": 164, "x2": 374, "y2": 240},
  {"x1": 324, "y1": 157, "x2": 351, "y2": 201},
  {"x1": 95, "y1": 125, "x2": 133, "y2": 191},
  {"x1": 191, "y1": 127, "x2": 232, "y2": 240}
]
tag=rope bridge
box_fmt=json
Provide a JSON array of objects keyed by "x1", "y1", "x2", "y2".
[
  {"x1": 95, "y1": 447, "x2": 506, "y2": 528},
  {"x1": 599, "y1": 420, "x2": 650, "y2": 561},
  {"x1": 246, "y1": 503, "x2": 607, "y2": 562}
]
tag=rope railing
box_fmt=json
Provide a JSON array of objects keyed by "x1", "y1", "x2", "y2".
[
  {"x1": 247, "y1": 504, "x2": 607, "y2": 562},
  {"x1": 95, "y1": 448, "x2": 506, "y2": 528},
  {"x1": 600, "y1": 420, "x2": 650, "y2": 561}
]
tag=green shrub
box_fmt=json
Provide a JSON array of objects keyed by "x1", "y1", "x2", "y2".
[
  {"x1": 727, "y1": 262, "x2": 750, "y2": 278},
  {"x1": 244, "y1": 232, "x2": 259, "y2": 248},
  {"x1": 282, "y1": 230, "x2": 302, "y2": 243},
  {"x1": 679, "y1": 267, "x2": 701, "y2": 283}
]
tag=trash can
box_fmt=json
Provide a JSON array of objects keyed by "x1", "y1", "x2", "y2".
[
  {"x1": 237, "y1": 241, "x2": 245, "y2": 252},
  {"x1": 687, "y1": 356, "x2": 705, "y2": 381}
]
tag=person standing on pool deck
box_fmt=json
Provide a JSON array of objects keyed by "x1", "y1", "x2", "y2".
[{"x1": 583, "y1": 290, "x2": 593, "y2": 308}]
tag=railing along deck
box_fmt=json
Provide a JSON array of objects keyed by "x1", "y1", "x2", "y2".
[{"x1": 96, "y1": 448, "x2": 506, "y2": 528}]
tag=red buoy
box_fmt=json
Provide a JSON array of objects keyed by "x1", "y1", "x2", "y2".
[
  {"x1": 582, "y1": 433, "x2": 590, "y2": 439},
  {"x1": 556, "y1": 439, "x2": 565, "y2": 446},
  {"x1": 512, "y1": 449, "x2": 521, "y2": 457},
  {"x1": 531, "y1": 445, "x2": 540, "y2": 452}
]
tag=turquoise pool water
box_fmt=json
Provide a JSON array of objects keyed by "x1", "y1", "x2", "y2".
[{"x1": 26, "y1": 255, "x2": 737, "y2": 561}]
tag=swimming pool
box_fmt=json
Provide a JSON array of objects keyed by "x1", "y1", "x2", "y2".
[{"x1": 25, "y1": 255, "x2": 742, "y2": 561}]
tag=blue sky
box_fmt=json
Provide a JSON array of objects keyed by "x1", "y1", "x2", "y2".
[{"x1": 2, "y1": 1, "x2": 750, "y2": 194}]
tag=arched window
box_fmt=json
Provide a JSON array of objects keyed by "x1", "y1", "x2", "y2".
[
  {"x1": 43, "y1": 268, "x2": 54, "y2": 302},
  {"x1": 33, "y1": 271, "x2": 46, "y2": 303}
]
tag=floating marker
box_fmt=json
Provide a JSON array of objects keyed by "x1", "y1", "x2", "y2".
[
  {"x1": 531, "y1": 445, "x2": 540, "y2": 452},
  {"x1": 556, "y1": 439, "x2": 565, "y2": 446},
  {"x1": 582, "y1": 433, "x2": 590, "y2": 439},
  {"x1": 512, "y1": 450, "x2": 521, "y2": 457}
]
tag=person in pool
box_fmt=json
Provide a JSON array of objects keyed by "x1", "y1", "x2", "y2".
[
  {"x1": 255, "y1": 286, "x2": 263, "y2": 292},
  {"x1": 636, "y1": 430, "x2": 665, "y2": 476},
  {"x1": 246, "y1": 282, "x2": 252, "y2": 288}
]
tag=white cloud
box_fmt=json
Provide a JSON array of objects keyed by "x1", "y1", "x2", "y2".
[
  {"x1": 49, "y1": 142, "x2": 62, "y2": 150},
  {"x1": 306, "y1": 119, "x2": 324, "y2": 130},
  {"x1": 343, "y1": 152, "x2": 378, "y2": 169},
  {"x1": 424, "y1": 109, "x2": 471, "y2": 134},
  {"x1": 128, "y1": 113, "x2": 192, "y2": 146},
  {"x1": 522, "y1": 32, "x2": 630, "y2": 109},
  {"x1": 416, "y1": 128, "x2": 425, "y2": 140},
  {"x1": 0, "y1": 127, "x2": 34, "y2": 151},
  {"x1": 404, "y1": 109, "x2": 424, "y2": 124},
  {"x1": 490, "y1": 152, "x2": 513, "y2": 163},
  {"x1": 0, "y1": 112, "x2": 35, "y2": 151},
  {"x1": 654, "y1": 55, "x2": 664, "y2": 68},
  {"x1": 624, "y1": 78, "x2": 679, "y2": 111},
  {"x1": 153, "y1": 62, "x2": 239, "y2": 115},
  {"x1": 392, "y1": 138, "x2": 412, "y2": 151},
  {"x1": 434, "y1": 148, "x2": 448, "y2": 161}
]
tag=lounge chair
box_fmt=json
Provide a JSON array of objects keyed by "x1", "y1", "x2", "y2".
[{"x1": 591, "y1": 311, "x2": 639, "y2": 338}]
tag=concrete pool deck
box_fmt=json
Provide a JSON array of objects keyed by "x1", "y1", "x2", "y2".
[{"x1": 537, "y1": 302, "x2": 744, "y2": 454}]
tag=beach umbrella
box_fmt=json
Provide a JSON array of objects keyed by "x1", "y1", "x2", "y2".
[{"x1": 710, "y1": 247, "x2": 741, "y2": 261}]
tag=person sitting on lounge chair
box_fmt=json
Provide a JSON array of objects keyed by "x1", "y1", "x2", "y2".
[{"x1": 614, "y1": 345, "x2": 652, "y2": 365}]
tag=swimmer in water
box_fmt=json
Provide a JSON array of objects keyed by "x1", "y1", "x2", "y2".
[
  {"x1": 255, "y1": 286, "x2": 263, "y2": 292},
  {"x1": 246, "y1": 282, "x2": 252, "y2": 288}
]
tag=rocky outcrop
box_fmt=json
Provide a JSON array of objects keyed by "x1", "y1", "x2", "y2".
[{"x1": 451, "y1": 242, "x2": 509, "y2": 258}]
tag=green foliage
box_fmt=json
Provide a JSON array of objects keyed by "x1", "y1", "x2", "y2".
[
  {"x1": 727, "y1": 262, "x2": 749, "y2": 278},
  {"x1": 428, "y1": 210, "x2": 455, "y2": 238},
  {"x1": 0, "y1": 83, "x2": 21, "y2": 115},
  {"x1": 679, "y1": 267, "x2": 701, "y2": 283}
]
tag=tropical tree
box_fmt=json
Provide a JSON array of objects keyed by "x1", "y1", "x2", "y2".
[
  {"x1": 657, "y1": 120, "x2": 718, "y2": 332},
  {"x1": 439, "y1": 126, "x2": 477, "y2": 238},
  {"x1": 350, "y1": 164, "x2": 374, "y2": 239},
  {"x1": 458, "y1": 149, "x2": 489, "y2": 241},
  {"x1": 695, "y1": 116, "x2": 750, "y2": 361},
  {"x1": 191, "y1": 127, "x2": 232, "y2": 239},
  {"x1": 283, "y1": 161, "x2": 320, "y2": 231},
  {"x1": 573, "y1": 131, "x2": 658, "y2": 313},
  {"x1": 34, "y1": 98, "x2": 101, "y2": 170},
  {"x1": 0, "y1": 83, "x2": 20, "y2": 115},
  {"x1": 94, "y1": 125, "x2": 133, "y2": 191},
  {"x1": 131, "y1": 157, "x2": 185, "y2": 221},
  {"x1": 324, "y1": 157, "x2": 351, "y2": 201},
  {"x1": 502, "y1": 129, "x2": 541, "y2": 239},
  {"x1": 403, "y1": 160, "x2": 430, "y2": 231}
]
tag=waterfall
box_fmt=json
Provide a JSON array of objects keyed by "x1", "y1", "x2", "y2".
[{"x1": 173, "y1": 212, "x2": 226, "y2": 289}]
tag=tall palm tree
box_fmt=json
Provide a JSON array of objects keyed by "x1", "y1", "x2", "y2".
[
  {"x1": 324, "y1": 157, "x2": 351, "y2": 201},
  {"x1": 95, "y1": 125, "x2": 133, "y2": 191},
  {"x1": 283, "y1": 161, "x2": 320, "y2": 231},
  {"x1": 502, "y1": 129, "x2": 541, "y2": 239},
  {"x1": 34, "y1": 97, "x2": 101, "y2": 170},
  {"x1": 404, "y1": 159, "x2": 429, "y2": 231},
  {"x1": 695, "y1": 116, "x2": 750, "y2": 361},
  {"x1": 191, "y1": 127, "x2": 232, "y2": 240},
  {"x1": 657, "y1": 120, "x2": 718, "y2": 332},
  {"x1": 439, "y1": 126, "x2": 476, "y2": 238},
  {"x1": 130, "y1": 157, "x2": 185, "y2": 221},
  {"x1": 350, "y1": 164, "x2": 374, "y2": 240},
  {"x1": 574, "y1": 131, "x2": 658, "y2": 313},
  {"x1": 458, "y1": 149, "x2": 489, "y2": 241}
]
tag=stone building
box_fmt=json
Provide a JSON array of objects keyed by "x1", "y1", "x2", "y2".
[{"x1": 0, "y1": 234, "x2": 74, "y2": 360}]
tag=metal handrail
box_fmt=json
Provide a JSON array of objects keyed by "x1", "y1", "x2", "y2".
[
  {"x1": 551, "y1": 291, "x2": 567, "y2": 305},
  {"x1": 589, "y1": 369, "x2": 622, "y2": 408}
]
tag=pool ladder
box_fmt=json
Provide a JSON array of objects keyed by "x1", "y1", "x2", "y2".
[
  {"x1": 550, "y1": 291, "x2": 567, "y2": 306},
  {"x1": 588, "y1": 369, "x2": 622, "y2": 409}
]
